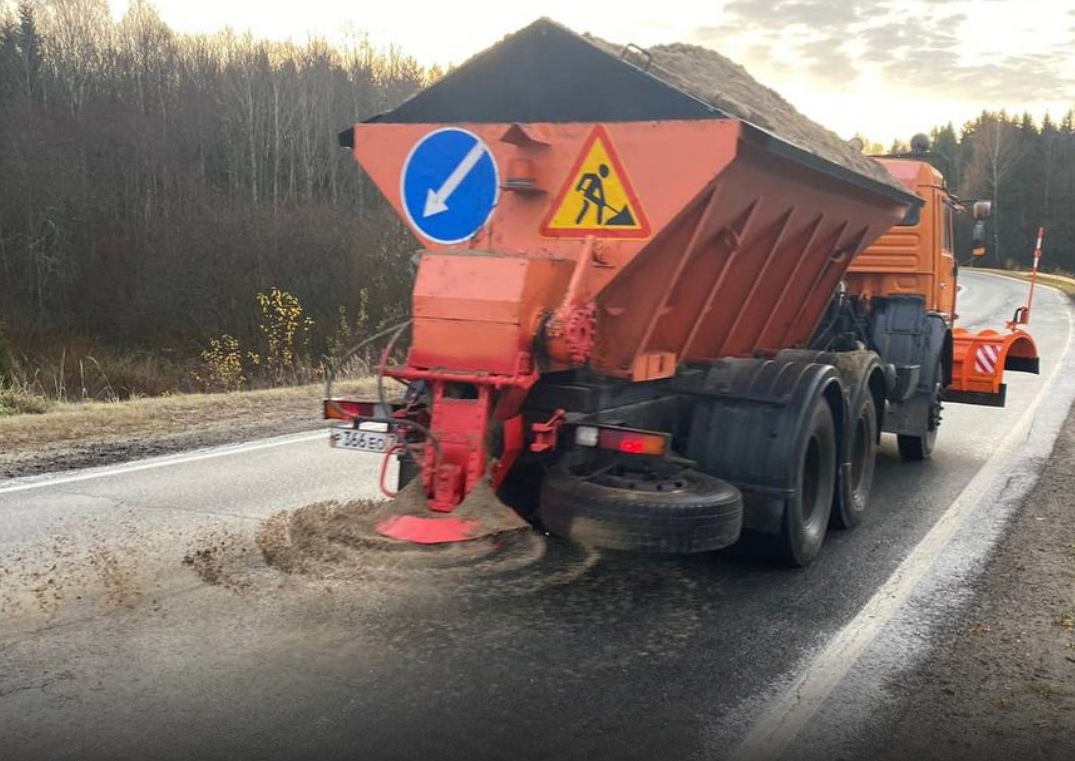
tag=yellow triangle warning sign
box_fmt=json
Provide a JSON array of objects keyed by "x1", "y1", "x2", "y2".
[{"x1": 540, "y1": 125, "x2": 651, "y2": 239}]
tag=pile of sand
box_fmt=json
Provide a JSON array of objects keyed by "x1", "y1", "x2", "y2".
[
  {"x1": 585, "y1": 32, "x2": 904, "y2": 192},
  {"x1": 248, "y1": 495, "x2": 605, "y2": 595},
  {"x1": 253, "y1": 481, "x2": 532, "y2": 580}
]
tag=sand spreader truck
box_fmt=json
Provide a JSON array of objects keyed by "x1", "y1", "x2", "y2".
[{"x1": 324, "y1": 19, "x2": 1039, "y2": 566}]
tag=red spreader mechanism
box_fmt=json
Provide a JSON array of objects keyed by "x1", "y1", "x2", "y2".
[
  {"x1": 324, "y1": 395, "x2": 530, "y2": 544},
  {"x1": 371, "y1": 479, "x2": 529, "y2": 544},
  {"x1": 376, "y1": 515, "x2": 482, "y2": 544}
]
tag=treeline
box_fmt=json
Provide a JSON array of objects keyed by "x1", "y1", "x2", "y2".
[
  {"x1": 926, "y1": 114, "x2": 1075, "y2": 269},
  {"x1": 0, "y1": 0, "x2": 431, "y2": 394},
  {"x1": 1, "y1": 1, "x2": 1073, "y2": 397}
]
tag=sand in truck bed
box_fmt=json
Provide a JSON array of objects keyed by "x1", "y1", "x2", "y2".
[{"x1": 578, "y1": 26, "x2": 905, "y2": 192}]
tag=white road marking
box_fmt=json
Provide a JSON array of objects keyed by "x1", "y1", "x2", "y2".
[
  {"x1": 728, "y1": 291, "x2": 1074, "y2": 761},
  {"x1": 0, "y1": 430, "x2": 325, "y2": 495}
]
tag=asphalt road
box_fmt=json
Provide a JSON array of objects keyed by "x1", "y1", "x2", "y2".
[{"x1": 1, "y1": 271, "x2": 1073, "y2": 761}]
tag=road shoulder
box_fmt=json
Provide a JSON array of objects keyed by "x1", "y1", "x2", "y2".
[{"x1": 879, "y1": 404, "x2": 1075, "y2": 760}]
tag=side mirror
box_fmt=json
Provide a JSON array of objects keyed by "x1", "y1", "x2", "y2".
[
  {"x1": 972, "y1": 220, "x2": 987, "y2": 257},
  {"x1": 973, "y1": 201, "x2": 992, "y2": 220}
]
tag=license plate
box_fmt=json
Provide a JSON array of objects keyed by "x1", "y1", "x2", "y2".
[{"x1": 330, "y1": 426, "x2": 397, "y2": 453}]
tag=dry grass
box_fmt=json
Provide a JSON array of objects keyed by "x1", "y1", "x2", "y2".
[
  {"x1": 1030, "y1": 272, "x2": 1075, "y2": 298},
  {"x1": 976, "y1": 268, "x2": 1075, "y2": 298},
  {"x1": 0, "y1": 387, "x2": 53, "y2": 416},
  {"x1": 4, "y1": 340, "x2": 187, "y2": 402},
  {"x1": 0, "y1": 377, "x2": 380, "y2": 455}
]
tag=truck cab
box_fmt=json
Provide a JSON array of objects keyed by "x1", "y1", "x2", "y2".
[
  {"x1": 846, "y1": 158, "x2": 957, "y2": 319},
  {"x1": 844, "y1": 151, "x2": 1037, "y2": 411}
]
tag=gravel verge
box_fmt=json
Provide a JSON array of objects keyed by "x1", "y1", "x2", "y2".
[{"x1": 875, "y1": 395, "x2": 1075, "y2": 760}]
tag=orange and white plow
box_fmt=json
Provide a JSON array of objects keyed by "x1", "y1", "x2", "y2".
[
  {"x1": 948, "y1": 227, "x2": 1044, "y2": 407},
  {"x1": 948, "y1": 327, "x2": 1039, "y2": 407}
]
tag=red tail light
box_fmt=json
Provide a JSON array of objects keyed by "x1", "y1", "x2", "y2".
[
  {"x1": 597, "y1": 428, "x2": 667, "y2": 457},
  {"x1": 323, "y1": 399, "x2": 375, "y2": 420}
]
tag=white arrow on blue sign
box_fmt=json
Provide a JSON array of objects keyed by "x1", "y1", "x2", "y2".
[{"x1": 400, "y1": 127, "x2": 499, "y2": 245}]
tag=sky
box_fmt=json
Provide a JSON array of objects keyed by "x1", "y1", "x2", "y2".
[{"x1": 105, "y1": 0, "x2": 1075, "y2": 145}]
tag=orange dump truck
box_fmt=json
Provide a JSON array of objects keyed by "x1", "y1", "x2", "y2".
[{"x1": 326, "y1": 19, "x2": 1038, "y2": 565}]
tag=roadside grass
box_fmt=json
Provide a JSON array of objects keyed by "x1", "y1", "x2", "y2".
[
  {"x1": 1020, "y1": 271, "x2": 1075, "y2": 298},
  {"x1": 0, "y1": 386, "x2": 54, "y2": 416},
  {"x1": 975, "y1": 267, "x2": 1075, "y2": 298},
  {"x1": 1036, "y1": 273, "x2": 1075, "y2": 297},
  {"x1": 0, "y1": 378, "x2": 380, "y2": 454},
  {"x1": 2, "y1": 338, "x2": 192, "y2": 403}
]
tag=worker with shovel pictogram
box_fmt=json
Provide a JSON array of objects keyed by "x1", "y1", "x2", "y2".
[
  {"x1": 540, "y1": 124, "x2": 650, "y2": 238},
  {"x1": 574, "y1": 164, "x2": 636, "y2": 227}
]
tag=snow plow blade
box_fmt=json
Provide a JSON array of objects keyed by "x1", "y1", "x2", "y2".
[{"x1": 947, "y1": 327, "x2": 1039, "y2": 407}]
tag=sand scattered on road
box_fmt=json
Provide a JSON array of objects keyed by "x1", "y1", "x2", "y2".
[
  {"x1": 182, "y1": 528, "x2": 261, "y2": 594},
  {"x1": 0, "y1": 515, "x2": 154, "y2": 624},
  {"x1": 233, "y1": 480, "x2": 601, "y2": 593},
  {"x1": 254, "y1": 482, "x2": 537, "y2": 580}
]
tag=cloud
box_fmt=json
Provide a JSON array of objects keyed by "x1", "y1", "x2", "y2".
[
  {"x1": 724, "y1": 0, "x2": 867, "y2": 27},
  {"x1": 686, "y1": 1, "x2": 1075, "y2": 107},
  {"x1": 938, "y1": 54, "x2": 1072, "y2": 101},
  {"x1": 796, "y1": 37, "x2": 858, "y2": 83},
  {"x1": 855, "y1": 17, "x2": 961, "y2": 74}
]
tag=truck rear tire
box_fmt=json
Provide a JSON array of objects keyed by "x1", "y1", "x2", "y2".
[
  {"x1": 832, "y1": 393, "x2": 877, "y2": 530},
  {"x1": 538, "y1": 467, "x2": 742, "y2": 554},
  {"x1": 775, "y1": 399, "x2": 837, "y2": 566}
]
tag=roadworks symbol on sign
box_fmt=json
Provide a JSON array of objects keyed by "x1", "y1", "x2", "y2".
[{"x1": 540, "y1": 125, "x2": 651, "y2": 239}]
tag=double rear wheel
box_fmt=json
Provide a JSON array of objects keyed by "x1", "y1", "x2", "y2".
[
  {"x1": 774, "y1": 399, "x2": 838, "y2": 567},
  {"x1": 776, "y1": 388, "x2": 878, "y2": 566},
  {"x1": 831, "y1": 392, "x2": 879, "y2": 530},
  {"x1": 534, "y1": 383, "x2": 880, "y2": 567}
]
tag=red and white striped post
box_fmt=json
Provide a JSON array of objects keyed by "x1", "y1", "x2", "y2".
[
  {"x1": 1009, "y1": 227, "x2": 1044, "y2": 329},
  {"x1": 1026, "y1": 226, "x2": 1044, "y2": 318}
]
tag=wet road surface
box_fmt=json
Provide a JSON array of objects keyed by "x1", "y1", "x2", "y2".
[{"x1": 1, "y1": 271, "x2": 1072, "y2": 761}]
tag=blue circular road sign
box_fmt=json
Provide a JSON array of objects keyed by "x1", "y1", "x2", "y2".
[{"x1": 400, "y1": 128, "x2": 499, "y2": 245}]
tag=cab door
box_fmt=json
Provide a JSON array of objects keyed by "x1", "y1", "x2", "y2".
[{"x1": 937, "y1": 195, "x2": 956, "y2": 317}]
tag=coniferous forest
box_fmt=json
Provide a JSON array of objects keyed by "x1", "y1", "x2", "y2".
[{"x1": 1, "y1": 1, "x2": 1073, "y2": 399}]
